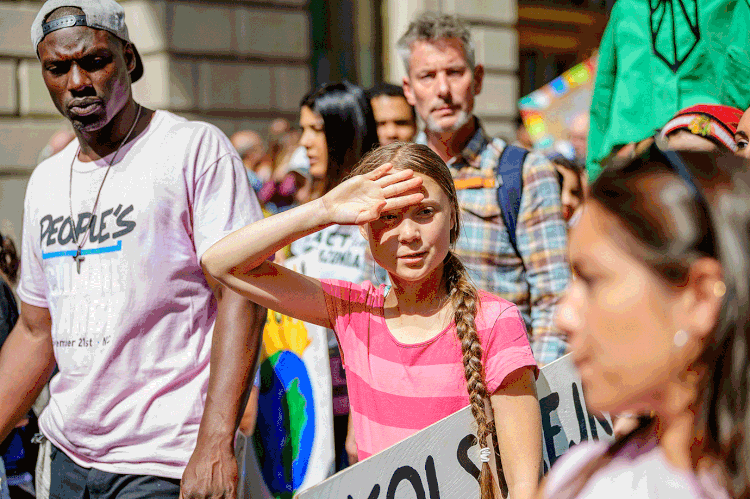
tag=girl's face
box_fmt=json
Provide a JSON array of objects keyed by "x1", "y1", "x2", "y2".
[
  {"x1": 554, "y1": 164, "x2": 583, "y2": 222},
  {"x1": 362, "y1": 172, "x2": 455, "y2": 286},
  {"x1": 554, "y1": 202, "x2": 685, "y2": 415},
  {"x1": 299, "y1": 106, "x2": 328, "y2": 179}
]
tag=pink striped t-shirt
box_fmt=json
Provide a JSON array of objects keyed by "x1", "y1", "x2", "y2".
[{"x1": 322, "y1": 279, "x2": 538, "y2": 460}]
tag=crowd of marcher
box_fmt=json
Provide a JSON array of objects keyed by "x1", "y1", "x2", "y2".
[{"x1": 1, "y1": 1, "x2": 750, "y2": 499}]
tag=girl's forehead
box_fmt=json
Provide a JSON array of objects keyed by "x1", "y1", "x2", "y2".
[
  {"x1": 412, "y1": 172, "x2": 449, "y2": 200},
  {"x1": 390, "y1": 168, "x2": 443, "y2": 192}
]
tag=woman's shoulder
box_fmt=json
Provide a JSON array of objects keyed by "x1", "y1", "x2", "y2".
[
  {"x1": 544, "y1": 440, "x2": 610, "y2": 496},
  {"x1": 321, "y1": 279, "x2": 386, "y2": 306},
  {"x1": 476, "y1": 290, "x2": 525, "y2": 325},
  {"x1": 543, "y1": 436, "x2": 727, "y2": 499}
]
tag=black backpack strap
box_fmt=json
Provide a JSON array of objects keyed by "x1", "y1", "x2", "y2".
[{"x1": 496, "y1": 145, "x2": 528, "y2": 258}]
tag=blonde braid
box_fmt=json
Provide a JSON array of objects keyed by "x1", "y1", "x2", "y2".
[{"x1": 445, "y1": 251, "x2": 495, "y2": 499}]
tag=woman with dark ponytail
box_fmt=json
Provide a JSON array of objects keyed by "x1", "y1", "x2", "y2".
[
  {"x1": 543, "y1": 145, "x2": 749, "y2": 498},
  {"x1": 0, "y1": 231, "x2": 19, "y2": 357},
  {"x1": 0, "y1": 233, "x2": 25, "y2": 498},
  {"x1": 203, "y1": 142, "x2": 542, "y2": 499},
  {"x1": 0, "y1": 233, "x2": 19, "y2": 288}
]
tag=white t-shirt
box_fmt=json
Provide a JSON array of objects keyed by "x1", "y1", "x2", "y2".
[
  {"x1": 18, "y1": 110, "x2": 263, "y2": 479},
  {"x1": 544, "y1": 437, "x2": 729, "y2": 499}
]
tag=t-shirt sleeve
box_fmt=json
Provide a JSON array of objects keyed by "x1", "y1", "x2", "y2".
[
  {"x1": 320, "y1": 279, "x2": 373, "y2": 366},
  {"x1": 193, "y1": 132, "x2": 263, "y2": 262},
  {"x1": 482, "y1": 301, "x2": 539, "y2": 394},
  {"x1": 17, "y1": 176, "x2": 49, "y2": 308}
]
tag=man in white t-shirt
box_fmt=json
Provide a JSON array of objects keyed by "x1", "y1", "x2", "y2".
[{"x1": 0, "y1": 1, "x2": 266, "y2": 498}]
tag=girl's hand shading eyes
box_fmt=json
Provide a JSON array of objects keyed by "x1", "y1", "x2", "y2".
[{"x1": 321, "y1": 163, "x2": 424, "y2": 226}]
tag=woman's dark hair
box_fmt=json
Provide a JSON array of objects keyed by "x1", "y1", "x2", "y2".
[
  {"x1": 300, "y1": 81, "x2": 379, "y2": 193},
  {"x1": 0, "y1": 232, "x2": 19, "y2": 285},
  {"x1": 559, "y1": 146, "x2": 750, "y2": 498}
]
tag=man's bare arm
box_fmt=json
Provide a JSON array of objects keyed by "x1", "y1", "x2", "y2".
[
  {"x1": 0, "y1": 302, "x2": 56, "y2": 442},
  {"x1": 180, "y1": 274, "x2": 266, "y2": 499}
]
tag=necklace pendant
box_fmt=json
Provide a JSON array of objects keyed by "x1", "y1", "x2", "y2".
[{"x1": 73, "y1": 248, "x2": 85, "y2": 274}]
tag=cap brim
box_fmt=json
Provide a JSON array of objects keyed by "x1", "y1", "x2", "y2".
[{"x1": 130, "y1": 44, "x2": 143, "y2": 83}]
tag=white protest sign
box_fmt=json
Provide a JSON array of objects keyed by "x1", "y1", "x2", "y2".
[
  {"x1": 285, "y1": 354, "x2": 612, "y2": 499},
  {"x1": 535, "y1": 354, "x2": 613, "y2": 473}
]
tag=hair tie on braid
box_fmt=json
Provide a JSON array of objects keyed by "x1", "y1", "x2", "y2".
[{"x1": 443, "y1": 251, "x2": 496, "y2": 499}]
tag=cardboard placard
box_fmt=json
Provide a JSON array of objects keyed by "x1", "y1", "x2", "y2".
[
  {"x1": 518, "y1": 57, "x2": 597, "y2": 152},
  {"x1": 236, "y1": 354, "x2": 613, "y2": 499},
  {"x1": 236, "y1": 252, "x2": 336, "y2": 499}
]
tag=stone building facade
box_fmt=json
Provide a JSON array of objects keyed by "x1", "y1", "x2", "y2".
[{"x1": 0, "y1": 0, "x2": 519, "y2": 241}]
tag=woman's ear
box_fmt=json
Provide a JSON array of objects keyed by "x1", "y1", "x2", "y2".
[
  {"x1": 359, "y1": 224, "x2": 369, "y2": 241},
  {"x1": 680, "y1": 257, "x2": 724, "y2": 341}
]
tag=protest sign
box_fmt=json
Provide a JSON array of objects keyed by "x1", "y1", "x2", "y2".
[
  {"x1": 518, "y1": 56, "x2": 597, "y2": 152},
  {"x1": 238, "y1": 255, "x2": 336, "y2": 499},
  {"x1": 288, "y1": 354, "x2": 612, "y2": 499}
]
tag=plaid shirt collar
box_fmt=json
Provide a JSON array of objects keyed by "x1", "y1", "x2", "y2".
[{"x1": 415, "y1": 117, "x2": 491, "y2": 170}]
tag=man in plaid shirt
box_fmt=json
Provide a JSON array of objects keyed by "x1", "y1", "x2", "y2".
[{"x1": 398, "y1": 13, "x2": 571, "y2": 364}]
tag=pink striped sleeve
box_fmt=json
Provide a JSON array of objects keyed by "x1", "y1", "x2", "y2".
[
  {"x1": 321, "y1": 279, "x2": 354, "y2": 363},
  {"x1": 482, "y1": 299, "x2": 538, "y2": 394},
  {"x1": 321, "y1": 279, "x2": 375, "y2": 367}
]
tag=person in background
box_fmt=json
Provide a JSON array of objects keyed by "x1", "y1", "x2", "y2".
[
  {"x1": 733, "y1": 107, "x2": 750, "y2": 159},
  {"x1": 37, "y1": 128, "x2": 76, "y2": 163},
  {"x1": 367, "y1": 82, "x2": 418, "y2": 146},
  {"x1": 266, "y1": 118, "x2": 301, "y2": 182},
  {"x1": 230, "y1": 130, "x2": 268, "y2": 193},
  {"x1": 256, "y1": 121, "x2": 305, "y2": 214},
  {"x1": 399, "y1": 12, "x2": 570, "y2": 364},
  {"x1": 0, "y1": 2, "x2": 267, "y2": 498},
  {"x1": 586, "y1": 0, "x2": 750, "y2": 181},
  {"x1": 659, "y1": 104, "x2": 744, "y2": 153},
  {"x1": 299, "y1": 82, "x2": 379, "y2": 202},
  {"x1": 0, "y1": 232, "x2": 27, "y2": 499},
  {"x1": 298, "y1": 82, "x2": 380, "y2": 469},
  {"x1": 239, "y1": 82, "x2": 379, "y2": 490},
  {"x1": 544, "y1": 145, "x2": 746, "y2": 498},
  {"x1": 514, "y1": 117, "x2": 534, "y2": 150},
  {"x1": 607, "y1": 105, "x2": 743, "y2": 187},
  {"x1": 0, "y1": 233, "x2": 19, "y2": 343},
  {"x1": 546, "y1": 153, "x2": 584, "y2": 224},
  {"x1": 267, "y1": 117, "x2": 292, "y2": 166}
]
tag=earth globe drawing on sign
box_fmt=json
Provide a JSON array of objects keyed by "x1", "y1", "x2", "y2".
[{"x1": 254, "y1": 311, "x2": 315, "y2": 499}]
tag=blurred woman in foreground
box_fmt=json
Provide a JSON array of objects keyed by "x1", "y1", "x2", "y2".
[{"x1": 543, "y1": 145, "x2": 749, "y2": 498}]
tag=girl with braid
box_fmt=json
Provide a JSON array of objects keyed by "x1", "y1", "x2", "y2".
[
  {"x1": 543, "y1": 146, "x2": 747, "y2": 498},
  {"x1": 204, "y1": 142, "x2": 541, "y2": 499}
]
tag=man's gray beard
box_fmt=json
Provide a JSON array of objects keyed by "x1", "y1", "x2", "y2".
[{"x1": 425, "y1": 110, "x2": 471, "y2": 134}]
